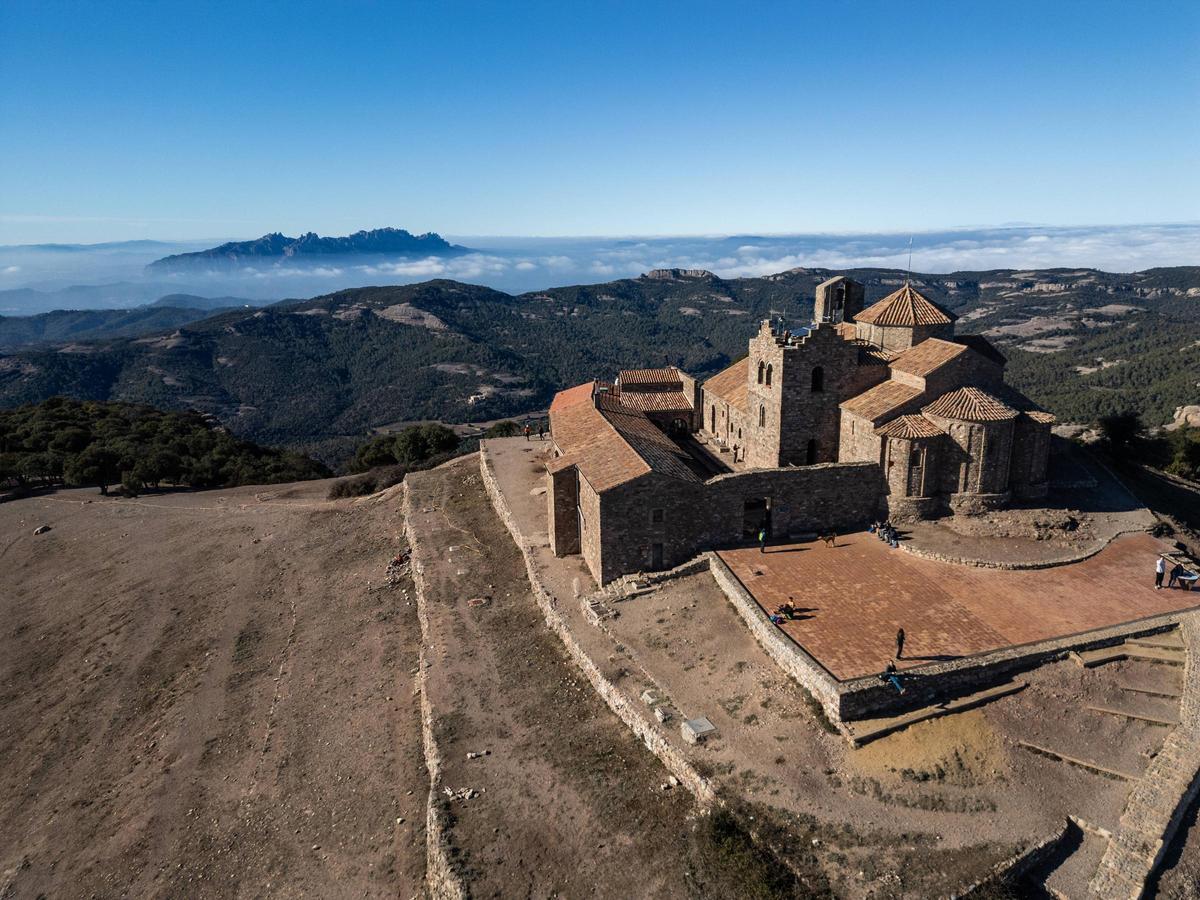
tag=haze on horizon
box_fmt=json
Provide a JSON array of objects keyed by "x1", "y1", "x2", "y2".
[{"x1": 1, "y1": 0, "x2": 1198, "y2": 249}]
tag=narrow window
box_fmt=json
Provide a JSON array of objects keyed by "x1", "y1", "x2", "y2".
[
  {"x1": 759, "y1": 405, "x2": 766, "y2": 428},
  {"x1": 757, "y1": 361, "x2": 765, "y2": 384},
  {"x1": 651, "y1": 508, "x2": 664, "y2": 524},
  {"x1": 711, "y1": 405, "x2": 716, "y2": 432},
  {"x1": 811, "y1": 366, "x2": 825, "y2": 393},
  {"x1": 806, "y1": 438, "x2": 817, "y2": 465},
  {"x1": 737, "y1": 428, "x2": 742, "y2": 439},
  {"x1": 766, "y1": 364, "x2": 773, "y2": 387}
]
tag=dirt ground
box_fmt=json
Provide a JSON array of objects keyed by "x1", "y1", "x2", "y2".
[
  {"x1": 0, "y1": 482, "x2": 427, "y2": 899},
  {"x1": 406, "y1": 456, "x2": 758, "y2": 898}
]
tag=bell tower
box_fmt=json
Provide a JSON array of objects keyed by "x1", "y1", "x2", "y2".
[{"x1": 814, "y1": 276, "x2": 864, "y2": 324}]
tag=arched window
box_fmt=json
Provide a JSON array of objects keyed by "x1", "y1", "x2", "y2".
[
  {"x1": 759, "y1": 405, "x2": 766, "y2": 428},
  {"x1": 757, "y1": 361, "x2": 765, "y2": 384},
  {"x1": 765, "y1": 364, "x2": 773, "y2": 387},
  {"x1": 811, "y1": 366, "x2": 825, "y2": 393}
]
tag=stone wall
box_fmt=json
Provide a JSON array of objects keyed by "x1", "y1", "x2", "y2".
[
  {"x1": 745, "y1": 321, "x2": 866, "y2": 468},
  {"x1": 595, "y1": 461, "x2": 886, "y2": 582},
  {"x1": 547, "y1": 465, "x2": 579, "y2": 556},
  {"x1": 1011, "y1": 417, "x2": 1051, "y2": 498},
  {"x1": 400, "y1": 484, "x2": 468, "y2": 900},
  {"x1": 479, "y1": 444, "x2": 717, "y2": 805},
  {"x1": 577, "y1": 471, "x2": 603, "y2": 582},
  {"x1": 709, "y1": 552, "x2": 846, "y2": 723}
]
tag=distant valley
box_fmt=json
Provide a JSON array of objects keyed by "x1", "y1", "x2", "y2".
[{"x1": 0, "y1": 265, "x2": 1196, "y2": 464}]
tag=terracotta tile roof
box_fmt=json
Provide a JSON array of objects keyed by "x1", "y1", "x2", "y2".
[
  {"x1": 617, "y1": 389, "x2": 693, "y2": 413},
  {"x1": 1021, "y1": 410, "x2": 1057, "y2": 425},
  {"x1": 889, "y1": 338, "x2": 968, "y2": 377},
  {"x1": 840, "y1": 380, "x2": 923, "y2": 423},
  {"x1": 703, "y1": 358, "x2": 749, "y2": 413},
  {"x1": 875, "y1": 414, "x2": 945, "y2": 439},
  {"x1": 854, "y1": 284, "x2": 956, "y2": 327},
  {"x1": 548, "y1": 381, "x2": 700, "y2": 492},
  {"x1": 953, "y1": 334, "x2": 1007, "y2": 367},
  {"x1": 618, "y1": 367, "x2": 683, "y2": 387},
  {"x1": 595, "y1": 396, "x2": 701, "y2": 484},
  {"x1": 922, "y1": 386, "x2": 1018, "y2": 422}
]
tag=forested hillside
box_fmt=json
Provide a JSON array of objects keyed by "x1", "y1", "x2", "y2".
[
  {"x1": 0, "y1": 266, "x2": 1196, "y2": 463},
  {"x1": 0, "y1": 398, "x2": 328, "y2": 494}
]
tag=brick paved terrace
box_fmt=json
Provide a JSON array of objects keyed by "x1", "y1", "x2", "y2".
[{"x1": 717, "y1": 531, "x2": 1200, "y2": 681}]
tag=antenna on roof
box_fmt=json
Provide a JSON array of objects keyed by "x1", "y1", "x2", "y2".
[{"x1": 905, "y1": 235, "x2": 913, "y2": 287}]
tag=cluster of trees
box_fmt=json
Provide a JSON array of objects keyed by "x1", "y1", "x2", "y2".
[
  {"x1": 1098, "y1": 412, "x2": 1200, "y2": 480},
  {"x1": 329, "y1": 420, "x2": 523, "y2": 498},
  {"x1": 0, "y1": 397, "x2": 329, "y2": 496}
]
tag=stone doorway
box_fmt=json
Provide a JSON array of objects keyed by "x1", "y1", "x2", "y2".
[{"x1": 742, "y1": 497, "x2": 772, "y2": 540}]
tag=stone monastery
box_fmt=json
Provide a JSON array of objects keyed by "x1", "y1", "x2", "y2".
[{"x1": 547, "y1": 276, "x2": 1055, "y2": 583}]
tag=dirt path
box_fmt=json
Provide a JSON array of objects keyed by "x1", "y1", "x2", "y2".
[
  {"x1": 0, "y1": 483, "x2": 426, "y2": 899},
  {"x1": 406, "y1": 455, "x2": 794, "y2": 898}
]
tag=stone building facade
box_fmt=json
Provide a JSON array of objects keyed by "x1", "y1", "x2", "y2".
[{"x1": 547, "y1": 276, "x2": 1054, "y2": 583}]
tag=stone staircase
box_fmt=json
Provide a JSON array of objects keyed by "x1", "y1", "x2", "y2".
[
  {"x1": 1071, "y1": 631, "x2": 1186, "y2": 669},
  {"x1": 1089, "y1": 619, "x2": 1200, "y2": 899}
]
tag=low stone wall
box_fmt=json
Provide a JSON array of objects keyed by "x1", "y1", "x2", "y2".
[
  {"x1": 708, "y1": 552, "x2": 845, "y2": 724},
  {"x1": 478, "y1": 442, "x2": 716, "y2": 805},
  {"x1": 1091, "y1": 616, "x2": 1200, "y2": 900},
  {"x1": 899, "y1": 527, "x2": 1150, "y2": 571},
  {"x1": 711, "y1": 547, "x2": 1190, "y2": 724},
  {"x1": 400, "y1": 483, "x2": 467, "y2": 900}
]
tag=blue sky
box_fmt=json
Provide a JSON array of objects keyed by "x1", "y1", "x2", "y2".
[{"x1": 1, "y1": 0, "x2": 1197, "y2": 244}]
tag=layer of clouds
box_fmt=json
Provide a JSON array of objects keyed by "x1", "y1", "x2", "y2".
[{"x1": 0, "y1": 223, "x2": 1195, "y2": 313}]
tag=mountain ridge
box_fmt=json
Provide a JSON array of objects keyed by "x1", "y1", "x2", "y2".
[
  {"x1": 147, "y1": 227, "x2": 469, "y2": 271},
  {"x1": 0, "y1": 265, "x2": 1196, "y2": 464}
]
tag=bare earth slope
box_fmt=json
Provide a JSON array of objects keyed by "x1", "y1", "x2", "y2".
[
  {"x1": 0, "y1": 483, "x2": 426, "y2": 899},
  {"x1": 405, "y1": 456, "x2": 708, "y2": 898}
]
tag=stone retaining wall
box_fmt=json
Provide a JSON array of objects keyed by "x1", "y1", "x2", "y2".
[
  {"x1": 478, "y1": 443, "x2": 716, "y2": 805},
  {"x1": 708, "y1": 552, "x2": 845, "y2": 724},
  {"x1": 899, "y1": 527, "x2": 1149, "y2": 571},
  {"x1": 711, "y1": 549, "x2": 1189, "y2": 724},
  {"x1": 400, "y1": 483, "x2": 467, "y2": 900},
  {"x1": 1091, "y1": 616, "x2": 1200, "y2": 900}
]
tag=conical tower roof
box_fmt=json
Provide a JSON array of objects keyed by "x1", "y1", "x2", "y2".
[{"x1": 853, "y1": 284, "x2": 956, "y2": 327}]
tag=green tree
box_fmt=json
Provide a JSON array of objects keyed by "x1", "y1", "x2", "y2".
[{"x1": 65, "y1": 443, "x2": 121, "y2": 494}]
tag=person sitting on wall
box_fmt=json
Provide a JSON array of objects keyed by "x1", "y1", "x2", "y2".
[
  {"x1": 879, "y1": 661, "x2": 905, "y2": 695},
  {"x1": 777, "y1": 602, "x2": 796, "y2": 620}
]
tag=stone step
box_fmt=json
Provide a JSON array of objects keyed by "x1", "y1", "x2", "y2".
[
  {"x1": 1119, "y1": 684, "x2": 1182, "y2": 700},
  {"x1": 1127, "y1": 645, "x2": 1186, "y2": 665},
  {"x1": 1127, "y1": 631, "x2": 1184, "y2": 650},
  {"x1": 1087, "y1": 705, "x2": 1180, "y2": 727},
  {"x1": 1017, "y1": 740, "x2": 1140, "y2": 781},
  {"x1": 1072, "y1": 644, "x2": 1185, "y2": 668},
  {"x1": 844, "y1": 680, "x2": 1025, "y2": 747}
]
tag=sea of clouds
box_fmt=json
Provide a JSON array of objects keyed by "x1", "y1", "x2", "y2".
[{"x1": 0, "y1": 223, "x2": 1195, "y2": 314}]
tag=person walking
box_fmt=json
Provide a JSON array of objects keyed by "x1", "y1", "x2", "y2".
[
  {"x1": 1156, "y1": 556, "x2": 1166, "y2": 589},
  {"x1": 895, "y1": 627, "x2": 906, "y2": 660},
  {"x1": 523, "y1": 423, "x2": 531, "y2": 441},
  {"x1": 758, "y1": 527, "x2": 767, "y2": 553},
  {"x1": 538, "y1": 421, "x2": 545, "y2": 440}
]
